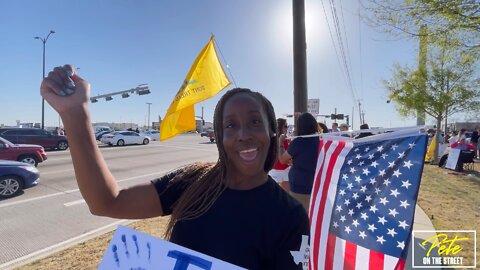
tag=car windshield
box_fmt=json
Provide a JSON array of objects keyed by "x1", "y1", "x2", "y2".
[{"x1": 0, "y1": 136, "x2": 14, "y2": 147}]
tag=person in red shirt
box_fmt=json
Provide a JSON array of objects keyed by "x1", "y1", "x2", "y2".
[
  {"x1": 269, "y1": 118, "x2": 291, "y2": 191},
  {"x1": 451, "y1": 137, "x2": 476, "y2": 151}
]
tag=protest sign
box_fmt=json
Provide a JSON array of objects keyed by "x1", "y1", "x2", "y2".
[
  {"x1": 445, "y1": 148, "x2": 461, "y2": 170},
  {"x1": 98, "y1": 226, "x2": 245, "y2": 270}
]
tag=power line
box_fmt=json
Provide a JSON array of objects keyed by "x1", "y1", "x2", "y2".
[
  {"x1": 358, "y1": 5, "x2": 365, "y2": 100},
  {"x1": 323, "y1": 0, "x2": 362, "y2": 122},
  {"x1": 338, "y1": 0, "x2": 356, "y2": 94},
  {"x1": 329, "y1": 0, "x2": 358, "y2": 105}
]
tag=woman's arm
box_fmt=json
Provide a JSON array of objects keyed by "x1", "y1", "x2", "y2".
[{"x1": 41, "y1": 65, "x2": 163, "y2": 219}]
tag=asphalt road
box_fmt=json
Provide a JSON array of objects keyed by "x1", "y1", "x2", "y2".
[{"x1": 0, "y1": 135, "x2": 218, "y2": 269}]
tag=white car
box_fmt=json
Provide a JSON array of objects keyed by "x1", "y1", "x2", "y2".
[
  {"x1": 140, "y1": 130, "x2": 160, "y2": 141},
  {"x1": 100, "y1": 131, "x2": 150, "y2": 146}
]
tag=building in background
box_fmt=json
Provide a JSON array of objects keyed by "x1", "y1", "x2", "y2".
[
  {"x1": 445, "y1": 122, "x2": 480, "y2": 132},
  {"x1": 195, "y1": 120, "x2": 213, "y2": 132}
]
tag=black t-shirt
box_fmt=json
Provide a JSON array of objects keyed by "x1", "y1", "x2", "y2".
[
  {"x1": 287, "y1": 137, "x2": 319, "y2": 194},
  {"x1": 152, "y1": 174, "x2": 310, "y2": 270}
]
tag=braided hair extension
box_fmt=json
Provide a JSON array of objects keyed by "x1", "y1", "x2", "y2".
[{"x1": 164, "y1": 88, "x2": 278, "y2": 239}]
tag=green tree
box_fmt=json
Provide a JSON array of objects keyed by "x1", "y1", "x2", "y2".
[
  {"x1": 385, "y1": 35, "x2": 480, "y2": 162},
  {"x1": 362, "y1": 0, "x2": 480, "y2": 54}
]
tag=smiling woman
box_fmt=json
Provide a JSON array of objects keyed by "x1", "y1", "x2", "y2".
[{"x1": 40, "y1": 66, "x2": 310, "y2": 270}]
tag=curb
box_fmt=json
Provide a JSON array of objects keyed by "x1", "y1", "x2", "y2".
[{"x1": 1, "y1": 220, "x2": 135, "y2": 270}]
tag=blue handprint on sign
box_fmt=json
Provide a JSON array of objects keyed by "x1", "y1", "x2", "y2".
[
  {"x1": 98, "y1": 226, "x2": 245, "y2": 270},
  {"x1": 99, "y1": 231, "x2": 151, "y2": 269}
]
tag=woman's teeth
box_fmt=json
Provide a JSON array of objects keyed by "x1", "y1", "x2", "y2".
[{"x1": 239, "y1": 148, "x2": 258, "y2": 161}]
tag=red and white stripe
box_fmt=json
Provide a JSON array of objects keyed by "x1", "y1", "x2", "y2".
[
  {"x1": 308, "y1": 138, "x2": 406, "y2": 270},
  {"x1": 324, "y1": 235, "x2": 405, "y2": 270}
]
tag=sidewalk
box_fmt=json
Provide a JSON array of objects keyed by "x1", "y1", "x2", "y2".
[{"x1": 407, "y1": 204, "x2": 442, "y2": 270}]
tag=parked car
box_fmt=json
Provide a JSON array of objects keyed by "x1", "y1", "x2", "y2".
[
  {"x1": 93, "y1": 126, "x2": 113, "y2": 134},
  {"x1": 100, "y1": 131, "x2": 151, "y2": 146},
  {"x1": 96, "y1": 130, "x2": 113, "y2": 141},
  {"x1": 0, "y1": 128, "x2": 68, "y2": 151},
  {"x1": 207, "y1": 130, "x2": 215, "y2": 143},
  {"x1": 0, "y1": 137, "x2": 47, "y2": 166},
  {"x1": 140, "y1": 130, "x2": 160, "y2": 141},
  {"x1": 0, "y1": 160, "x2": 40, "y2": 199}
]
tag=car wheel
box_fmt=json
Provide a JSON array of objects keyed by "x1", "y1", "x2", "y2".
[
  {"x1": 117, "y1": 139, "x2": 125, "y2": 146},
  {"x1": 210, "y1": 138, "x2": 215, "y2": 143},
  {"x1": 18, "y1": 155, "x2": 38, "y2": 167},
  {"x1": 57, "y1": 140, "x2": 69, "y2": 150},
  {"x1": 0, "y1": 175, "x2": 24, "y2": 198},
  {"x1": 143, "y1": 138, "x2": 149, "y2": 145}
]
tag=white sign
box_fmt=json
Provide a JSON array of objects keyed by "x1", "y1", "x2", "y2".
[
  {"x1": 307, "y1": 99, "x2": 320, "y2": 115},
  {"x1": 98, "y1": 226, "x2": 245, "y2": 270},
  {"x1": 445, "y1": 148, "x2": 461, "y2": 170},
  {"x1": 438, "y1": 144, "x2": 448, "y2": 156}
]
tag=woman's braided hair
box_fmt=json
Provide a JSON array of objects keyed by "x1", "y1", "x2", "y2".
[{"x1": 164, "y1": 88, "x2": 278, "y2": 238}]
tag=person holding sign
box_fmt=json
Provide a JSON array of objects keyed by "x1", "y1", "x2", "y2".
[
  {"x1": 438, "y1": 137, "x2": 476, "y2": 171},
  {"x1": 40, "y1": 65, "x2": 309, "y2": 270}
]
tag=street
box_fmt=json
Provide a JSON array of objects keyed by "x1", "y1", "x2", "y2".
[{"x1": 0, "y1": 135, "x2": 218, "y2": 269}]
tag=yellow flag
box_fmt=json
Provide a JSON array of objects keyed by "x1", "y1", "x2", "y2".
[
  {"x1": 160, "y1": 36, "x2": 231, "y2": 141},
  {"x1": 424, "y1": 136, "x2": 436, "y2": 162}
]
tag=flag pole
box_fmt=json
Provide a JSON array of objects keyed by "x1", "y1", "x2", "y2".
[{"x1": 211, "y1": 33, "x2": 237, "y2": 88}]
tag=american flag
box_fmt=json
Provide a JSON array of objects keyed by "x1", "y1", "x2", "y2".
[{"x1": 309, "y1": 132, "x2": 428, "y2": 270}]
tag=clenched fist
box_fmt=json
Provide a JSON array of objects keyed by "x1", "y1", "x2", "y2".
[{"x1": 40, "y1": 64, "x2": 90, "y2": 114}]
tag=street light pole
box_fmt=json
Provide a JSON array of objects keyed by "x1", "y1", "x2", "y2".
[
  {"x1": 146, "y1": 102, "x2": 152, "y2": 130},
  {"x1": 34, "y1": 30, "x2": 55, "y2": 130}
]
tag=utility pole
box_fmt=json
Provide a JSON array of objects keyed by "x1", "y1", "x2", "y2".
[
  {"x1": 146, "y1": 102, "x2": 152, "y2": 130},
  {"x1": 334, "y1": 108, "x2": 337, "y2": 123},
  {"x1": 357, "y1": 100, "x2": 364, "y2": 125},
  {"x1": 351, "y1": 106, "x2": 354, "y2": 130},
  {"x1": 201, "y1": 106, "x2": 204, "y2": 133},
  {"x1": 292, "y1": 0, "x2": 308, "y2": 134}
]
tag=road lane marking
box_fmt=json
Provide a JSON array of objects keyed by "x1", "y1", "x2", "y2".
[
  {"x1": 42, "y1": 157, "x2": 74, "y2": 162},
  {"x1": 64, "y1": 199, "x2": 86, "y2": 207},
  {"x1": 40, "y1": 169, "x2": 74, "y2": 175},
  {"x1": 0, "y1": 219, "x2": 131, "y2": 270},
  {"x1": 0, "y1": 190, "x2": 79, "y2": 209},
  {"x1": 0, "y1": 170, "x2": 170, "y2": 209},
  {"x1": 159, "y1": 144, "x2": 218, "y2": 152}
]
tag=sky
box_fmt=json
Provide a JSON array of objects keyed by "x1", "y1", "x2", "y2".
[{"x1": 0, "y1": 0, "x2": 424, "y2": 130}]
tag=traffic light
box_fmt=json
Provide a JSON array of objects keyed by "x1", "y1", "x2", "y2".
[
  {"x1": 202, "y1": 120, "x2": 205, "y2": 125},
  {"x1": 330, "y1": 114, "x2": 344, "y2": 120}
]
